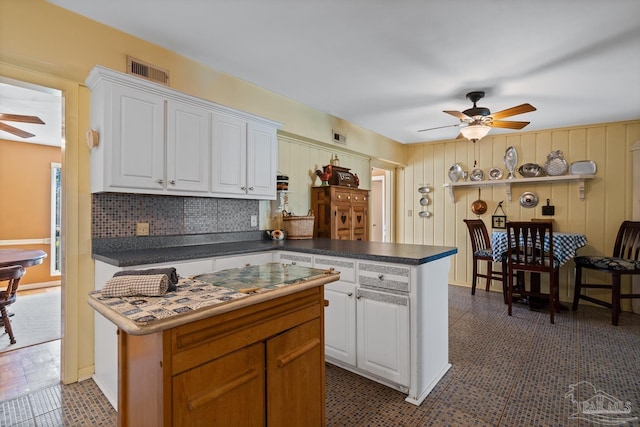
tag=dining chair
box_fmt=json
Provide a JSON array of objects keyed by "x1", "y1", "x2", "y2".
[
  {"x1": 506, "y1": 221, "x2": 560, "y2": 323},
  {"x1": 463, "y1": 219, "x2": 505, "y2": 297},
  {"x1": 572, "y1": 221, "x2": 640, "y2": 326},
  {"x1": 0, "y1": 265, "x2": 25, "y2": 344}
]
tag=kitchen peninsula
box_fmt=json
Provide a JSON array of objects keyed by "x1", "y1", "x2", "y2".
[{"x1": 91, "y1": 237, "x2": 457, "y2": 419}]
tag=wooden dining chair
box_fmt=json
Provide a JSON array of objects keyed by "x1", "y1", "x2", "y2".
[
  {"x1": 506, "y1": 221, "x2": 560, "y2": 323},
  {"x1": 572, "y1": 221, "x2": 640, "y2": 325},
  {"x1": 463, "y1": 219, "x2": 505, "y2": 297},
  {"x1": 0, "y1": 265, "x2": 25, "y2": 344}
]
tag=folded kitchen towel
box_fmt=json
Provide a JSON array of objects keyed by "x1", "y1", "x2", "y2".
[
  {"x1": 101, "y1": 274, "x2": 169, "y2": 298},
  {"x1": 114, "y1": 267, "x2": 178, "y2": 291}
]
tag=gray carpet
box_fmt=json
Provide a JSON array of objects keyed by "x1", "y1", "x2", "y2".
[{"x1": 0, "y1": 288, "x2": 61, "y2": 353}]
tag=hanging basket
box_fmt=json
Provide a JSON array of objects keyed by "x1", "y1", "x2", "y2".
[{"x1": 282, "y1": 210, "x2": 315, "y2": 239}]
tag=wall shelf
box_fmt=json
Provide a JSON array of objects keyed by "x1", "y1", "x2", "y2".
[{"x1": 442, "y1": 174, "x2": 595, "y2": 203}]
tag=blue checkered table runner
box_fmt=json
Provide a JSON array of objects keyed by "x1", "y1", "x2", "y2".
[{"x1": 491, "y1": 231, "x2": 588, "y2": 266}]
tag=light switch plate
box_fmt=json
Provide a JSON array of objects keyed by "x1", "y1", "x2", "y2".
[{"x1": 250, "y1": 215, "x2": 258, "y2": 227}]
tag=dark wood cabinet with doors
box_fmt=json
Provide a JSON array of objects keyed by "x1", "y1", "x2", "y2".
[{"x1": 312, "y1": 186, "x2": 369, "y2": 240}]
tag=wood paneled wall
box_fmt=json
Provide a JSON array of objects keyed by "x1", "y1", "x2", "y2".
[
  {"x1": 399, "y1": 120, "x2": 640, "y2": 305},
  {"x1": 272, "y1": 133, "x2": 370, "y2": 227}
]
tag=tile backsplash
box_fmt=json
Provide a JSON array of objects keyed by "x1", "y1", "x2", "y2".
[{"x1": 92, "y1": 193, "x2": 259, "y2": 238}]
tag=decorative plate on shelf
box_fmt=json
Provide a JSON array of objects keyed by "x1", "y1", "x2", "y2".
[
  {"x1": 470, "y1": 169, "x2": 484, "y2": 181},
  {"x1": 518, "y1": 163, "x2": 545, "y2": 178},
  {"x1": 569, "y1": 160, "x2": 597, "y2": 175},
  {"x1": 448, "y1": 163, "x2": 463, "y2": 182},
  {"x1": 488, "y1": 168, "x2": 503, "y2": 180},
  {"x1": 544, "y1": 150, "x2": 568, "y2": 176}
]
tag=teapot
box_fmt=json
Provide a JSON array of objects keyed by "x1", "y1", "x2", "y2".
[{"x1": 266, "y1": 229, "x2": 285, "y2": 240}]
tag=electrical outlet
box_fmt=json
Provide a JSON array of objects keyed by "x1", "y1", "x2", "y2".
[
  {"x1": 135, "y1": 222, "x2": 149, "y2": 236},
  {"x1": 250, "y1": 215, "x2": 258, "y2": 227}
]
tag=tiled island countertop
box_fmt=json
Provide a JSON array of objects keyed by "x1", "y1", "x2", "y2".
[{"x1": 88, "y1": 263, "x2": 339, "y2": 335}]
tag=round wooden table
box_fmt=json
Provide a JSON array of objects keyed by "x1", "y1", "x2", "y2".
[
  {"x1": 0, "y1": 249, "x2": 47, "y2": 268},
  {"x1": 0, "y1": 249, "x2": 48, "y2": 323}
]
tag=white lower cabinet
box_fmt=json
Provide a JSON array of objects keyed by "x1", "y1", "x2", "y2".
[
  {"x1": 356, "y1": 287, "x2": 410, "y2": 387},
  {"x1": 322, "y1": 257, "x2": 451, "y2": 406},
  {"x1": 323, "y1": 281, "x2": 356, "y2": 365}
]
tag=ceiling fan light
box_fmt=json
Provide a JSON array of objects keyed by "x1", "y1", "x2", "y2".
[{"x1": 460, "y1": 125, "x2": 491, "y2": 142}]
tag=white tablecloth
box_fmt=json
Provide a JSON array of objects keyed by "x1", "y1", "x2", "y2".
[{"x1": 491, "y1": 231, "x2": 588, "y2": 266}]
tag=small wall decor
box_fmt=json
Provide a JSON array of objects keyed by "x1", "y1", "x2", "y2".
[
  {"x1": 492, "y1": 201, "x2": 507, "y2": 229},
  {"x1": 418, "y1": 185, "x2": 431, "y2": 218}
]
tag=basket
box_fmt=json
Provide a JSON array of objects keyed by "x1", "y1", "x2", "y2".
[{"x1": 282, "y1": 210, "x2": 315, "y2": 240}]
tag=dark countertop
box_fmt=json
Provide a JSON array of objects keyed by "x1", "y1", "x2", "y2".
[{"x1": 92, "y1": 238, "x2": 457, "y2": 267}]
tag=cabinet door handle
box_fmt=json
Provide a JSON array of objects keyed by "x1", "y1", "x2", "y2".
[
  {"x1": 277, "y1": 338, "x2": 320, "y2": 368},
  {"x1": 347, "y1": 292, "x2": 353, "y2": 297},
  {"x1": 378, "y1": 274, "x2": 384, "y2": 280},
  {"x1": 170, "y1": 180, "x2": 176, "y2": 185},
  {"x1": 156, "y1": 179, "x2": 163, "y2": 184},
  {"x1": 187, "y1": 368, "x2": 259, "y2": 411},
  {"x1": 241, "y1": 186, "x2": 246, "y2": 190},
  {"x1": 248, "y1": 186, "x2": 254, "y2": 190},
  {"x1": 337, "y1": 195, "x2": 341, "y2": 199},
  {"x1": 291, "y1": 261, "x2": 297, "y2": 265}
]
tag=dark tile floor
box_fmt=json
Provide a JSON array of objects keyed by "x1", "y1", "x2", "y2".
[{"x1": 1, "y1": 284, "x2": 639, "y2": 426}]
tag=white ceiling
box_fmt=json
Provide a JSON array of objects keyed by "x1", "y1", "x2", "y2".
[
  {"x1": 37, "y1": 1, "x2": 640, "y2": 144},
  {"x1": 0, "y1": 79, "x2": 62, "y2": 147}
]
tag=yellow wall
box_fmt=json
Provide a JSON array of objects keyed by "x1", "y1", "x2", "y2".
[
  {"x1": 0, "y1": 139, "x2": 61, "y2": 284},
  {"x1": 400, "y1": 120, "x2": 640, "y2": 306},
  {"x1": 0, "y1": 0, "x2": 403, "y2": 384}
]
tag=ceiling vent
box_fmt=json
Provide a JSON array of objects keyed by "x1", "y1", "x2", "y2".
[
  {"x1": 332, "y1": 130, "x2": 347, "y2": 145},
  {"x1": 126, "y1": 56, "x2": 170, "y2": 86}
]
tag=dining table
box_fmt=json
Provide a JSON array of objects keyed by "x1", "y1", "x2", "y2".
[
  {"x1": 491, "y1": 230, "x2": 588, "y2": 310},
  {"x1": 0, "y1": 249, "x2": 48, "y2": 322},
  {"x1": 491, "y1": 230, "x2": 588, "y2": 267},
  {"x1": 0, "y1": 249, "x2": 48, "y2": 269}
]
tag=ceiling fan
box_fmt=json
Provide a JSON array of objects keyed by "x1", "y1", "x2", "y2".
[
  {"x1": 0, "y1": 113, "x2": 45, "y2": 139},
  {"x1": 417, "y1": 91, "x2": 536, "y2": 142}
]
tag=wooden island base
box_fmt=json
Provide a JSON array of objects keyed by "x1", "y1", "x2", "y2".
[{"x1": 117, "y1": 287, "x2": 325, "y2": 426}]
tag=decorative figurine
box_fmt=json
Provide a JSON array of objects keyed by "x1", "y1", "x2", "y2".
[{"x1": 315, "y1": 164, "x2": 332, "y2": 186}]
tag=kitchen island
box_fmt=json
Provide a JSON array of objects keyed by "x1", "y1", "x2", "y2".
[
  {"x1": 89, "y1": 264, "x2": 339, "y2": 426},
  {"x1": 92, "y1": 238, "x2": 457, "y2": 409}
]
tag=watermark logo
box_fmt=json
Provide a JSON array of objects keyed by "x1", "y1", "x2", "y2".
[{"x1": 565, "y1": 381, "x2": 637, "y2": 425}]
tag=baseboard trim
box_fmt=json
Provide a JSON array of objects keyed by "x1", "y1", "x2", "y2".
[{"x1": 20, "y1": 280, "x2": 61, "y2": 291}]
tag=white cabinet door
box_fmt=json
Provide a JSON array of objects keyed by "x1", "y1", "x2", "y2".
[
  {"x1": 211, "y1": 112, "x2": 247, "y2": 196},
  {"x1": 324, "y1": 282, "x2": 357, "y2": 365},
  {"x1": 356, "y1": 288, "x2": 410, "y2": 387},
  {"x1": 108, "y1": 84, "x2": 165, "y2": 190},
  {"x1": 166, "y1": 100, "x2": 211, "y2": 193},
  {"x1": 246, "y1": 122, "x2": 277, "y2": 198}
]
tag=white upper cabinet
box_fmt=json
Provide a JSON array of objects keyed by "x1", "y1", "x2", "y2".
[
  {"x1": 211, "y1": 112, "x2": 247, "y2": 196},
  {"x1": 87, "y1": 66, "x2": 281, "y2": 198},
  {"x1": 94, "y1": 83, "x2": 166, "y2": 191},
  {"x1": 211, "y1": 112, "x2": 278, "y2": 199},
  {"x1": 166, "y1": 100, "x2": 211, "y2": 193}
]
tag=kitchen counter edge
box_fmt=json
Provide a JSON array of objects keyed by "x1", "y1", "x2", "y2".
[{"x1": 92, "y1": 239, "x2": 458, "y2": 267}]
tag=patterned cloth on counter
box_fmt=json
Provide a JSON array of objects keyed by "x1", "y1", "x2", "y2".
[
  {"x1": 113, "y1": 267, "x2": 179, "y2": 291},
  {"x1": 101, "y1": 274, "x2": 169, "y2": 297}
]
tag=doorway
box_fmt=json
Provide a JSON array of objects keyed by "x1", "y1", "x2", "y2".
[
  {"x1": 0, "y1": 77, "x2": 63, "y2": 358},
  {"x1": 370, "y1": 167, "x2": 393, "y2": 242}
]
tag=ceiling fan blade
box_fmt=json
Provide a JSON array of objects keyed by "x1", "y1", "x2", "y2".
[
  {"x1": 0, "y1": 113, "x2": 45, "y2": 124},
  {"x1": 443, "y1": 110, "x2": 471, "y2": 121},
  {"x1": 417, "y1": 123, "x2": 462, "y2": 132},
  {"x1": 491, "y1": 120, "x2": 530, "y2": 130},
  {"x1": 0, "y1": 121, "x2": 36, "y2": 138},
  {"x1": 490, "y1": 104, "x2": 536, "y2": 120}
]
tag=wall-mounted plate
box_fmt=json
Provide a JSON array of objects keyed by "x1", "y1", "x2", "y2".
[{"x1": 519, "y1": 192, "x2": 539, "y2": 208}]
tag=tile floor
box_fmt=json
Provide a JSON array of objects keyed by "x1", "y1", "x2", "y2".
[{"x1": 1, "y1": 284, "x2": 639, "y2": 426}]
